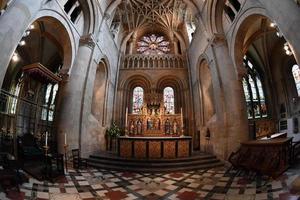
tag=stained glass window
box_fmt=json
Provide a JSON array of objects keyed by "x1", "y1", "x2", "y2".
[
  {"x1": 292, "y1": 64, "x2": 300, "y2": 96},
  {"x1": 9, "y1": 82, "x2": 21, "y2": 114},
  {"x1": 41, "y1": 83, "x2": 59, "y2": 121},
  {"x1": 242, "y1": 56, "x2": 267, "y2": 119},
  {"x1": 132, "y1": 87, "x2": 144, "y2": 114},
  {"x1": 137, "y1": 34, "x2": 170, "y2": 55},
  {"x1": 164, "y1": 87, "x2": 175, "y2": 114}
]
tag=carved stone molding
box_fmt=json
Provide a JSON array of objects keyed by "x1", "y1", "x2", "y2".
[
  {"x1": 79, "y1": 34, "x2": 96, "y2": 49},
  {"x1": 209, "y1": 33, "x2": 226, "y2": 45}
]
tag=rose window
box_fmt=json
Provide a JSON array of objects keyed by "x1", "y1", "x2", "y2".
[{"x1": 137, "y1": 34, "x2": 170, "y2": 55}]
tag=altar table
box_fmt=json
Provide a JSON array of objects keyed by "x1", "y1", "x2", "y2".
[{"x1": 118, "y1": 136, "x2": 192, "y2": 159}]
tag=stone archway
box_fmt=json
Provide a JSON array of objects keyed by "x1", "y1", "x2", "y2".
[
  {"x1": 91, "y1": 59, "x2": 109, "y2": 126},
  {"x1": 231, "y1": 12, "x2": 300, "y2": 139},
  {"x1": 0, "y1": 16, "x2": 73, "y2": 157}
]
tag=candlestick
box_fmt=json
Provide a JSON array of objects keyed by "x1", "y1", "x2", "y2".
[
  {"x1": 181, "y1": 108, "x2": 184, "y2": 136},
  {"x1": 45, "y1": 131, "x2": 48, "y2": 147},
  {"x1": 64, "y1": 144, "x2": 68, "y2": 173},
  {"x1": 180, "y1": 108, "x2": 183, "y2": 127},
  {"x1": 43, "y1": 145, "x2": 49, "y2": 156},
  {"x1": 64, "y1": 133, "x2": 67, "y2": 145},
  {"x1": 43, "y1": 145, "x2": 50, "y2": 179},
  {"x1": 125, "y1": 107, "x2": 128, "y2": 127}
]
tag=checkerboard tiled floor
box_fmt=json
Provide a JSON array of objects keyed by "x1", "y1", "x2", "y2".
[{"x1": 1, "y1": 165, "x2": 300, "y2": 200}]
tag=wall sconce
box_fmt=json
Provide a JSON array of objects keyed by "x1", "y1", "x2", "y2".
[
  {"x1": 270, "y1": 21, "x2": 283, "y2": 38},
  {"x1": 293, "y1": 97, "x2": 298, "y2": 104},
  {"x1": 284, "y1": 42, "x2": 293, "y2": 56},
  {"x1": 12, "y1": 53, "x2": 19, "y2": 62}
]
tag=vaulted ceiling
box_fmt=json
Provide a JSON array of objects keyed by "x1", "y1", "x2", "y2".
[{"x1": 116, "y1": 0, "x2": 192, "y2": 31}]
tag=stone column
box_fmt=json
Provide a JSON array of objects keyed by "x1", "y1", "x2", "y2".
[
  {"x1": 56, "y1": 34, "x2": 96, "y2": 154},
  {"x1": 209, "y1": 34, "x2": 249, "y2": 159},
  {"x1": 0, "y1": 0, "x2": 43, "y2": 87}
]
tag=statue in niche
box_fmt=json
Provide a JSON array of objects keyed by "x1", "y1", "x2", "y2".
[
  {"x1": 147, "y1": 118, "x2": 153, "y2": 130},
  {"x1": 137, "y1": 119, "x2": 143, "y2": 135},
  {"x1": 129, "y1": 120, "x2": 135, "y2": 135},
  {"x1": 154, "y1": 119, "x2": 160, "y2": 130},
  {"x1": 172, "y1": 120, "x2": 179, "y2": 135},
  {"x1": 143, "y1": 106, "x2": 147, "y2": 115},
  {"x1": 165, "y1": 118, "x2": 171, "y2": 135}
]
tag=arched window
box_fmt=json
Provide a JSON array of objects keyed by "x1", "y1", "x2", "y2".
[
  {"x1": 9, "y1": 81, "x2": 21, "y2": 114},
  {"x1": 292, "y1": 64, "x2": 300, "y2": 96},
  {"x1": 132, "y1": 87, "x2": 144, "y2": 114},
  {"x1": 137, "y1": 34, "x2": 170, "y2": 55},
  {"x1": 242, "y1": 56, "x2": 267, "y2": 119},
  {"x1": 164, "y1": 87, "x2": 175, "y2": 114},
  {"x1": 41, "y1": 83, "x2": 59, "y2": 121}
]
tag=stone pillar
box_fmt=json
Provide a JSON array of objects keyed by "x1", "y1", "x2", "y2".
[
  {"x1": 210, "y1": 35, "x2": 249, "y2": 159},
  {"x1": 56, "y1": 34, "x2": 96, "y2": 154},
  {"x1": 0, "y1": 0, "x2": 43, "y2": 87}
]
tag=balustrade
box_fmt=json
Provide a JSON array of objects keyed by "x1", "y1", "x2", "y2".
[{"x1": 122, "y1": 54, "x2": 186, "y2": 69}]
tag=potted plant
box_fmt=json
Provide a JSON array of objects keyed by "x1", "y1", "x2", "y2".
[{"x1": 106, "y1": 122, "x2": 121, "y2": 151}]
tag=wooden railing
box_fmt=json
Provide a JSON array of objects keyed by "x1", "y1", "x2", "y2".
[{"x1": 122, "y1": 54, "x2": 186, "y2": 69}]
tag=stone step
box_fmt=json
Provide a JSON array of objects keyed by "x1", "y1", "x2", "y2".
[
  {"x1": 87, "y1": 157, "x2": 221, "y2": 168},
  {"x1": 87, "y1": 151, "x2": 224, "y2": 172},
  {"x1": 88, "y1": 162, "x2": 224, "y2": 173},
  {"x1": 89, "y1": 151, "x2": 216, "y2": 163}
]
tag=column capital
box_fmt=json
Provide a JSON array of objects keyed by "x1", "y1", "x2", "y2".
[
  {"x1": 209, "y1": 33, "x2": 226, "y2": 45},
  {"x1": 79, "y1": 34, "x2": 96, "y2": 49}
]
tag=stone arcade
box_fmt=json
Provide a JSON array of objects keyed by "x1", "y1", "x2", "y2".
[{"x1": 0, "y1": 0, "x2": 300, "y2": 199}]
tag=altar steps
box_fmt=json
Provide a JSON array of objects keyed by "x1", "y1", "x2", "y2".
[{"x1": 87, "y1": 152, "x2": 223, "y2": 172}]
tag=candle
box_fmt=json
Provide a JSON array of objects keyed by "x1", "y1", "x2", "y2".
[
  {"x1": 64, "y1": 133, "x2": 67, "y2": 145},
  {"x1": 181, "y1": 107, "x2": 183, "y2": 127},
  {"x1": 45, "y1": 131, "x2": 48, "y2": 147},
  {"x1": 125, "y1": 107, "x2": 128, "y2": 127}
]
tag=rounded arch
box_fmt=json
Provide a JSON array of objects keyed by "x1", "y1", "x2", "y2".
[
  {"x1": 156, "y1": 75, "x2": 185, "y2": 92},
  {"x1": 78, "y1": 0, "x2": 99, "y2": 35},
  {"x1": 207, "y1": 0, "x2": 225, "y2": 35},
  {"x1": 121, "y1": 74, "x2": 152, "y2": 92},
  {"x1": 32, "y1": 11, "x2": 76, "y2": 74},
  {"x1": 230, "y1": 8, "x2": 270, "y2": 73},
  {"x1": 91, "y1": 58, "x2": 109, "y2": 126},
  {"x1": 157, "y1": 75, "x2": 185, "y2": 114}
]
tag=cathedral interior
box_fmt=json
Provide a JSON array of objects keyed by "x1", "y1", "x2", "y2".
[{"x1": 0, "y1": 0, "x2": 300, "y2": 199}]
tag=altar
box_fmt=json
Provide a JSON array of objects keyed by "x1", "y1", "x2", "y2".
[
  {"x1": 118, "y1": 136, "x2": 192, "y2": 159},
  {"x1": 118, "y1": 89, "x2": 191, "y2": 159},
  {"x1": 125, "y1": 90, "x2": 184, "y2": 137}
]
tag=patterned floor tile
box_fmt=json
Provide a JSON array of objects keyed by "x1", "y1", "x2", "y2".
[{"x1": 0, "y1": 163, "x2": 300, "y2": 200}]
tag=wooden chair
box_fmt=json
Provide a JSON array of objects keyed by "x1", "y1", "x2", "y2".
[
  {"x1": 72, "y1": 149, "x2": 87, "y2": 169},
  {"x1": 292, "y1": 141, "x2": 300, "y2": 163},
  {"x1": 45, "y1": 153, "x2": 65, "y2": 181}
]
